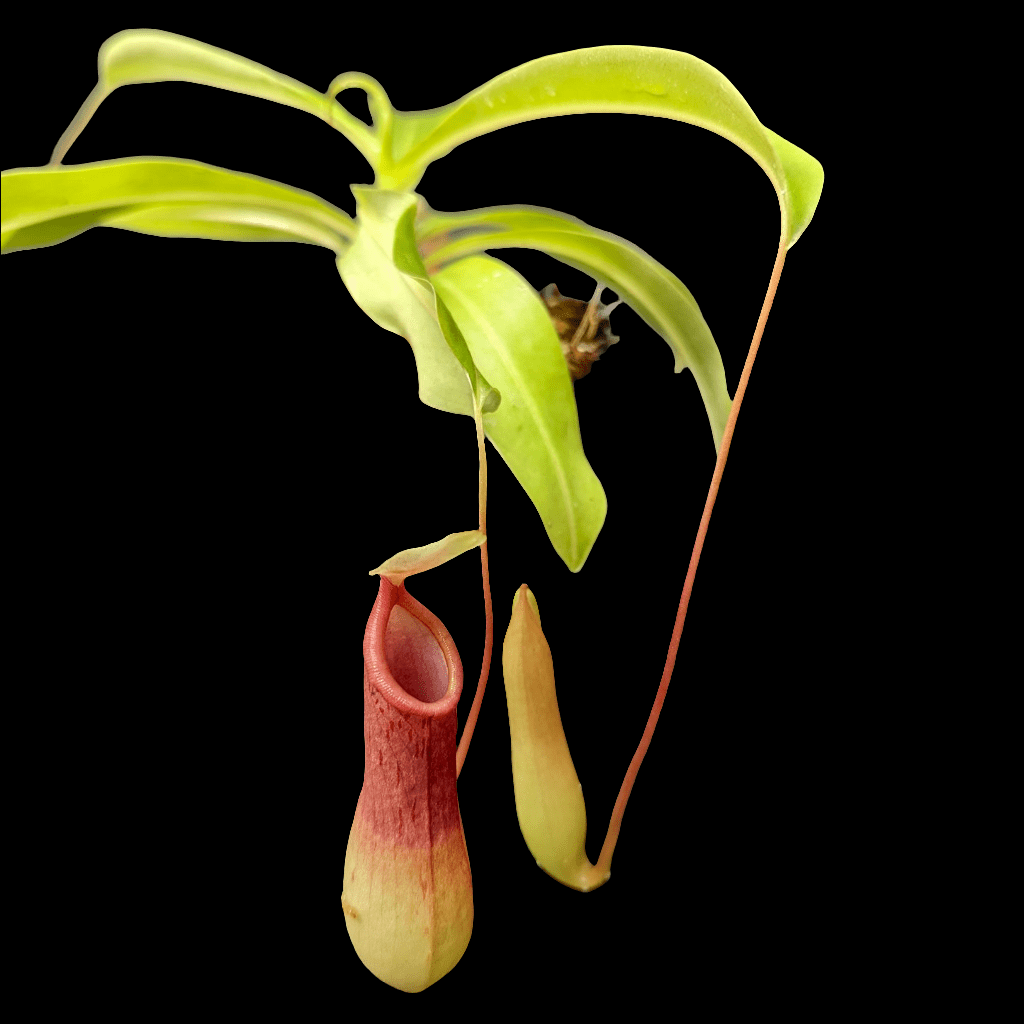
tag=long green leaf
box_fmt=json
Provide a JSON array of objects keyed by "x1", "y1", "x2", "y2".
[
  {"x1": 378, "y1": 46, "x2": 823, "y2": 247},
  {"x1": 1, "y1": 157, "x2": 356, "y2": 254},
  {"x1": 416, "y1": 202, "x2": 731, "y2": 451},
  {"x1": 48, "y1": 29, "x2": 379, "y2": 170},
  {"x1": 431, "y1": 255, "x2": 607, "y2": 572}
]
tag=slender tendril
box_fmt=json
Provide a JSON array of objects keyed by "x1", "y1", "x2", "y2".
[
  {"x1": 592, "y1": 236, "x2": 788, "y2": 878},
  {"x1": 324, "y1": 72, "x2": 391, "y2": 174},
  {"x1": 456, "y1": 399, "x2": 493, "y2": 778},
  {"x1": 49, "y1": 83, "x2": 109, "y2": 166}
]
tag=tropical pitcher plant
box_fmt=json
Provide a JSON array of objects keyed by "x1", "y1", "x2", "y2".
[{"x1": 1, "y1": 30, "x2": 823, "y2": 993}]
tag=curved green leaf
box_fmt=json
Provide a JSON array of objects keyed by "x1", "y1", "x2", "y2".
[
  {"x1": 378, "y1": 46, "x2": 823, "y2": 247},
  {"x1": 336, "y1": 188, "x2": 481, "y2": 417},
  {"x1": 763, "y1": 128, "x2": 824, "y2": 249},
  {"x1": 431, "y1": 255, "x2": 607, "y2": 572},
  {"x1": 1, "y1": 157, "x2": 356, "y2": 254},
  {"x1": 416, "y1": 202, "x2": 731, "y2": 451},
  {"x1": 392, "y1": 202, "x2": 499, "y2": 414},
  {"x1": 48, "y1": 29, "x2": 378, "y2": 170}
]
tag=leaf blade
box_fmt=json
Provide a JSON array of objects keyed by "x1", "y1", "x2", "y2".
[
  {"x1": 392, "y1": 201, "x2": 499, "y2": 414},
  {"x1": 431, "y1": 255, "x2": 607, "y2": 572},
  {"x1": 417, "y1": 202, "x2": 732, "y2": 451},
  {"x1": 335, "y1": 188, "x2": 476, "y2": 416},
  {"x1": 49, "y1": 29, "x2": 378, "y2": 169},
  {"x1": 1, "y1": 157, "x2": 356, "y2": 254},
  {"x1": 381, "y1": 46, "x2": 822, "y2": 246}
]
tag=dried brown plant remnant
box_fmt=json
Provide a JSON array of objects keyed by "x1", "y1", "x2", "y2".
[{"x1": 540, "y1": 282, "x2": 623, "y2": 381}]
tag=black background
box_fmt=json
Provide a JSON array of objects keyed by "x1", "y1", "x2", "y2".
[{"x1": 5, "y1": 13, "x2": 858, "y2": 1012}]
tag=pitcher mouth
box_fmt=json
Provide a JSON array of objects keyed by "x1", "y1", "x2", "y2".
[{"x1": 363, "y1": 577, "x2": 464, "y2": 718}]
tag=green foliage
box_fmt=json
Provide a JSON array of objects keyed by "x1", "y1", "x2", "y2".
[{"x1": 0, "y1": 28, "x2": 823, "y2": 571}]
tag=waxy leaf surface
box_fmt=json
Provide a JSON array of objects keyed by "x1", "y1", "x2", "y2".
[
  {"x1": 392, "y1": 201, "x2": 498, "y2": 414},
  {"x1": 417, "y1": 202, "x2": 731, "y2": 451},
  {"x1": 48, "y1": 28, "x2": 379, "y2": 170},
  {"x1": 431, "y1": 255, "x2": 606, "y2": 572},
  {"x1": 336, "y1": 188, "x2": 492, "y2": 417},
  {"x1": 378, "y1": 46, "x2": 823, "y2": 247},
  {"x1": 1, "y1": 157, "x2": 355, "y2": 254}
]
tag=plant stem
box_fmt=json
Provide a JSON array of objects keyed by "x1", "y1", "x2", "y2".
[
  {"x1": 49, "y1": 83, "x2": 107, "y2": 165},
  {"x1": 456, "y1": 402, "x2": 493, "y2": 778},
  {"x1": 593, "y1": 235, "x2": 788, "y2": 877}
]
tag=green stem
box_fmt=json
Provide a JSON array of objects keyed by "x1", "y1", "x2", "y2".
[
  {"x1": 456, "y1": 401, "x2": 492, "y2": 778},
  {"x1": 593, "y1": 236, "x2": 788, "y2": 878},
  {"x1": 324, "y1": 72, "x2": 391, "y2": 177},
  {"x1": 49, "y1": 83, "x2": 108, "y2": 165}
]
